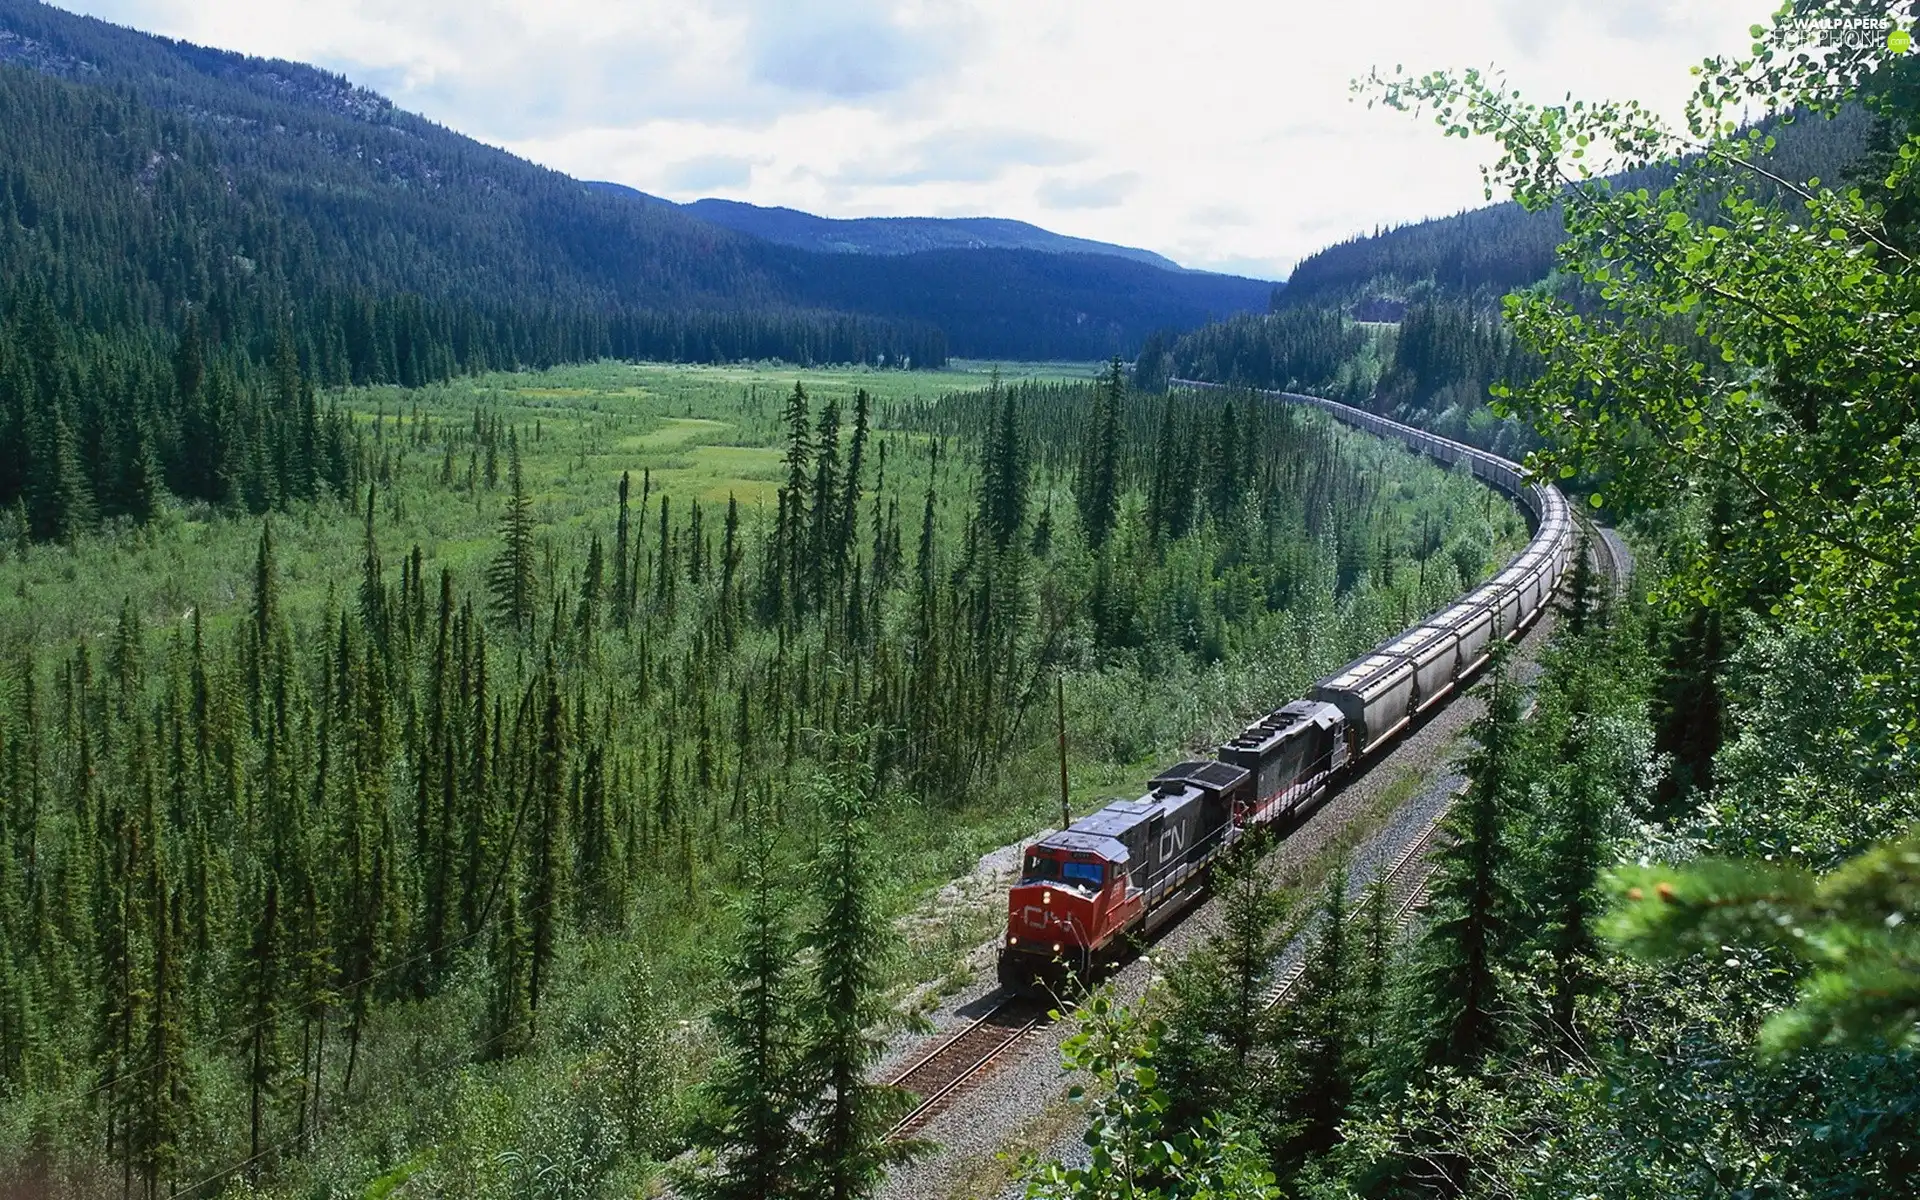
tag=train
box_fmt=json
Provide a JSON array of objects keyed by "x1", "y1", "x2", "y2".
[{"x1": 997, "y1": 386, "x2": 1573, "y2": 992}]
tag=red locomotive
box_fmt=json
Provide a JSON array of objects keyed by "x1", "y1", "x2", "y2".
[{"x1": 997, "y1": 387, "x2": 1572, "y2": 994}]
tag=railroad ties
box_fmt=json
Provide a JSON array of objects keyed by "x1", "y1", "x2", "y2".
[{"x1": 887, "y1": 998, "x2": 1051, "y2": 1140}]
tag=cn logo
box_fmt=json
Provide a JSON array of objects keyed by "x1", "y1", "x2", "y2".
[
  {"x1": 1159, "y1": 824, "x2": 1186, "y2": 862},
  {"x1": 1022, "y1": 905, "x2": 1047, "y2": 928}
]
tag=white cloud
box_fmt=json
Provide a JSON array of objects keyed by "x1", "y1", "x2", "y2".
[
  {"x1": 57, "y1": 0, "x2": 1776, "y2": 277},
  {"x1": 1037, "y1": 172, "x2": 1140, "y2": 210}
]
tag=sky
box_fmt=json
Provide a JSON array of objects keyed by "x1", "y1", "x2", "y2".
[{"x1": 60, "y1": 0, "x2": 1777, "y2": 279}]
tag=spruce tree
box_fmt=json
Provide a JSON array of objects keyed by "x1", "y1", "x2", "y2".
[
  {"x1": 358, "y1": 484, "x2": 386, "y2": 652},
  {"x1": 488, "y1": 431, "x2": 537, "y2": 633},
  {"x1": 1207, "y1": 399, "x2": 1242, "y2": 524},
  {"x1": 837, "y1": 388, "x2": 871, "y2": 578},
  {"x1": 613, "y1": 470, "x2": 633, "y2": 628},
  {"x1": 524, "y1": 658, "x2": 569, "y2": 1031},
  {"x1": 1353, "y1": 877, "x2": 1392, "y2": 1059},
  {"x1": 978, "y1": 380, "x2": 1027, "y2": 551},
  {"x1": 778, "y1": 382, "x2": 812, "y2": 616},
  {"x1": 240, "y1": 874, "x2": 283, "y2": 1180},
  {"x1": 141, "y1": 870, "x2": 189, "y2": 1199},
  {"x1": 1561, "y1": 534, "x2": 1597, "y2": 635},
  {"x1": 486, "y1": 864, "x2": 531, "y2": 1059},
  {"x1": 1076, "y1": 360, "x2": 1123, "y2": 550},
  {"x1": 1409, "y1": 649, "x2": 1524, "y2": 1071},
  {"x1": 1159, "y1": 843, "x2": 1289, "y2": 1134},
  {"x1": 1532, "y1": 656, "x2": 1617, "y2": 1053},
  {"x1": 683, "y1": 805, "x2": 803, "y2": 1200},
  {"x1": 1273, "y1": 865, "x2": 1355, "y2": 1170},
  {"x1": 794, "y1": 752, "x2": 915, "y2": 1200},
  {"x1": 809, "y1": 395, "x2": 842, "y2": 605}
]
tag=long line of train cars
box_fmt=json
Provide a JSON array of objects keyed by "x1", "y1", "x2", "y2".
[{"x1": 998, "y1": 385, "x2": 1573, "y2": 990}]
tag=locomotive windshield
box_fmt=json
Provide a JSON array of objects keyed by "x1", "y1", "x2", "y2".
[
  {"x1": 1059, "y1": 861, "x2": 1105, "y2": 890},
  {"x1": 1019, "y1": 855, "x2": 1106, "y2": 890},
  {"x1": 1020, "y1": 854, "x2": 1059, "y2": 882}
]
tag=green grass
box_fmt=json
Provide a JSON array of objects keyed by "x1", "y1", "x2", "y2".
[{"x1": 0, "y1": 356, "x2": 1531, "y2": 1199}]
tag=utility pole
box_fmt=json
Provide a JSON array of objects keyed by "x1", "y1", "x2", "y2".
[{"x1": 1057, "y1": 675, "x2": 1071, "y2": 831}]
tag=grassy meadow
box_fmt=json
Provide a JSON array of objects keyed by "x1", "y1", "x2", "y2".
[{"x1": 0, "y1": 357, "x2": 1524, "y2": 1197}]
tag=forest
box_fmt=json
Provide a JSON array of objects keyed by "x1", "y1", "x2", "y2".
[
  {"x1": 0, "y1": 0, "x2": 1270, "y2": 371},
  {"x1": 5, "y1": 1, "x2": 1917, "y2": 1197},
  {"x1": 0, "y1": 353, "x2": 1522, "y2": 1197},
  {"x1": 1035, "y1": 10, "x2": 1920, "y2": 1200}
]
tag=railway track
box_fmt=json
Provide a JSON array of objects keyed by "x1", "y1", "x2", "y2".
[
  {"x1": 1257, "y1": 517, "x2": 1625, "y2": 1015},
  {"x1": 1576, "y1": 512, "x2": 1625, "y2": 587},
  {"x1": 1258, "y1": 803, "x2": 1448, "y2": 1012},
  {"x1": 887, "y1": 998, "x2": 1050, "y2": 1140},
  {"x1": 883, "y1": 525, "x2": 1629, "y2": 1142}
]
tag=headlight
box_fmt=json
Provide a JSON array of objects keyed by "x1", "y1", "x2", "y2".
[
  {"x1": 1042, "y1": 891, "x2": 1051, "y2": 906},
  {"x1": 1052, "y1": 943, "x2": 1062, "y2": 953},
  {"x1": 1008, "y1": 935, "x2": 1018, "y2": 945}
]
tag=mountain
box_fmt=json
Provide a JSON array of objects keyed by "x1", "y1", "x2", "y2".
[
  {"x1": 0, "y1": 0, "x2": 1273, "y2": 364},
  {"x1": 586, "y1": 183, "x2": 1188, "y2": 271},
  {"x1": 1275, "y1": 105, "x2": 1877, "y2": 315}
]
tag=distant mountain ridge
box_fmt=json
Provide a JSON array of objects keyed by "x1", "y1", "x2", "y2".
[
  {"x1": 0, "y1": 0, "x2": 1276, "y2": 363},
  {"x1": 585, "y1": 182, "x2": 1191, "y2": 271},
  {"x1": 1276, "y1": 106, "x2": 1876, "y2": 314}
]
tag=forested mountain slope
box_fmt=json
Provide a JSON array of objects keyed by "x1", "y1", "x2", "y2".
[
  {"x1": 1275, "y1": 105, "x2": 1876, "y2": 314},
  {"x1": 0, "y1": 0, "x2": 1271, "y2": 363},
  {"x1": 587, "y1": 186, "x2": 1189, "y2": 271}
]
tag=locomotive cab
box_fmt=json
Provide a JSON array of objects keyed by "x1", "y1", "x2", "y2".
[
  {"x1": 998, "y1": 762, "x2": 1251, "y2": 995},
  {"x1": 997, "y1": 833, "x2": 1135, "y2": 992}
]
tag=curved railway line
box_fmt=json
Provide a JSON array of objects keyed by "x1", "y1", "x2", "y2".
[{"x1": 880, "y1": 385, "x2": 1628, "y2": 1159}]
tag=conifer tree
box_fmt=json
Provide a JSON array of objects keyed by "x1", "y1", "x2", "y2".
[
  {"x1": 1159, "y1": 844, "x2": 1289, "y2": 1133},
  {"x1": 613, "y1": 470, "x2": 633, "y2": 628},
  {"x1": 524, "y1": 658, "x2": 569, "y2": 1031},
  {"x1": 1532, "y1": 654, "x2": 1619, "y2": 1052},
  {"x1": 1077, "y1": 360, "x2": 1123, "y2": 550},
  {"x1": 809, "y1": 395, "x2": 842, "y2": 605},
  {"x1": 577, "y1": 736, "x2": 623, "y2": 930},
  {"x1": 1409, "y1": 649, "x2": 1524, "y2": 1071},
  {"x1": 577, "y1": 531, "x2": 605, "y2": 641},
  {"x1": 358, "y1": 484, "x2": 386, "y2": 652},
  {"x1": 1274, "y1": 866, "x2": 1355, "y2": 1169},
  {"x1": 837, "y1": 388, "x2": 871, "y2": 579},
  {"x1": 1560, "y1": 535, "x2": 1597, "y2": 635},
  {"x1": 488, "y1": 430, "x2": 537, "y2": 632},
  {"x1": 141, "y1": 868, "x2": 189, "y2": 1199},
  {"x1": 778, "y1": 382, "x2": 812, "y2": 615},
  {"x1": 1353, "y1": 877, "x2": 1392, "y2": 1058},
  {"x1": 29, "y1": 407, "x2": 95, "y2": 542},
  {"x1": 1207, "y1": 399, "x2": 1243, "y2": 524},
  {"x1": 240, "y1": 874, "x2": 283, "y2": 1180},
  {"x1": 1146, "y1": 396, "x2": 1179, "y2": 545},
  {"x1": 94, "y1": 804, "x2": 144, "y2": 1191},
  {"x1": 721, "y1": 494, "x2": 743, "y2": 646},
  {"x1": 978, "y1": 380, "x2": 1027, "y2": 551},
  {"x1": 683, "y1": 805, "x2": 803, "y2": 1200},
  {"x1": 794, "y1": 750, "x2": 915, "y2": 1200},
  {"x1": 486, "y1": 864, "x2": 531, "y2": 1059}
]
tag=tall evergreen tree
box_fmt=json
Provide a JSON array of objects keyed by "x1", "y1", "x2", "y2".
[
  {"x1": 1408, "y1": 649, "x2": 1524, "y2": 1072},
  {"x1": 489, "y1": 431, "x2": 537, "y2": 632},
  {"x1": 524, "y1": 659, "x2": 569, "y2": 1031},
  {"x1": 794, "y1": 751, "x2": 915, "y2": 1200},
  {"x1": 978, "y1": 379, "x2": 1028, "y2": 551},
  {"x1": 809, "y1": 396, "x2": 842, "y2": 606},
  {"x1": 683, "y1": 805, "x2": 804, "y2": 1200},
  {"x1": 1076, "y1": 359, "x2": 1123, "y2": 550},
  {"x1": 240, "y1": 874, "x2": 283, "y2": 1180},
  {"x1": 1159, "y1": 843, "x2": 1289, "y2": 1135},
  {"x1": 1273, "y1": 866, "x2": 1356, "y2": 1170}
]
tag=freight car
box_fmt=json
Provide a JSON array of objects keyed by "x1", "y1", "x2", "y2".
[{"x1": 998, "y1": 385, "x2": 1573, "y2": 992}]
